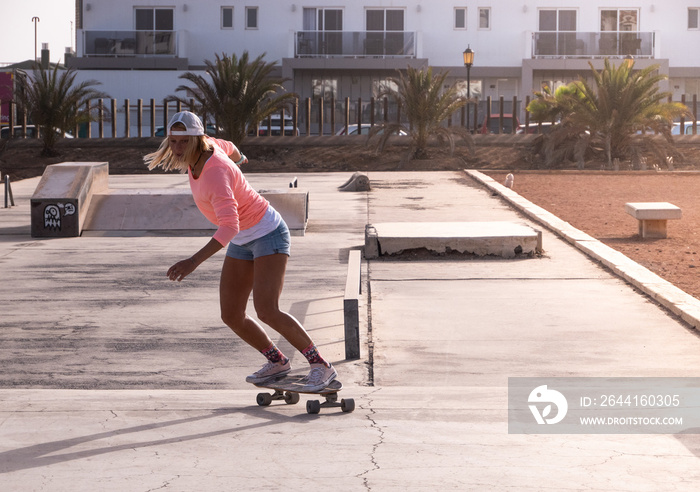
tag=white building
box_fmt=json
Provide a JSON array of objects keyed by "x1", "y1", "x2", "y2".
[{"x1": 67, "y1": 0, "x2": 700, "y2": 127}]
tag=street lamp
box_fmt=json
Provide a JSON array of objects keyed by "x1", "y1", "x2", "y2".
[
  {"x1": 32, "y1": 17, "x2": 40, "y2": 62},
  {"x1": 463, "y1": 46, "x2": 474, "y2": 98}
]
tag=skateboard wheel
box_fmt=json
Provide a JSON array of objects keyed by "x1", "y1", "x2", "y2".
[
  {"x1": 306, "y1": 400, "x2": 321, "y2": 414},
  {"x1": 284, "y1": 392, "x2": 300, "y2": 405},
  {"x1": 256, "y1": 393, "x2": 272, "y2": 406},
  {"x1": 341, "y1": 398, "x2": 355, "y2": 413}
]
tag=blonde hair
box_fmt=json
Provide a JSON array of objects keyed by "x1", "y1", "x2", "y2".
[{"x1": 144, "y1": 122, "x2": 213, "y2": 173}]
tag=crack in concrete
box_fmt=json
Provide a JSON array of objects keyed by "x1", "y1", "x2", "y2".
[{"x1": 357, "y1": 388, "x2": 384, "y2": 492}]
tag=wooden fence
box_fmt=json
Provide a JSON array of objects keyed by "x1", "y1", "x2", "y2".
[{"x1": 2, "y1": 94, "x2": 699, "y2": 139}]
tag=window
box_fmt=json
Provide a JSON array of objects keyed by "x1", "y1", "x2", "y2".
[
  {"x1": 303, "y1": 8, "x2": 343, "y2": 30},
  {"x1": 372, "y1": 78, "x2": 398, "y2": 98},
  {"x1": 313, "y1": 79, "x2": 338, "y2": 103},
  {"x1": 366, "y1": 9, "x2": 404, "y2": 31},
  {"x1": 537, "y1": 9, "x2": 577, "y2": 56},
  {"x1": 246, "y1": 7, "x2": 258, "y2": 29},
  {"x1": 600, "y1": 9, "x2": 638, "y2": 31},
  {"x1": 302, "y1": 9, "x2": 343, "y2": 55},
  {"x1": 222, "y1": 7, "x2": 233, "y2": 29},
  {"x1": 690, "y1": 8, "x2": 700, "y2": 30},
  {"x1": 135, "y1": 8, "x2": 173, "y2": 31},
  {"x1": 684, "y1": 78, "x2": 700, "y2": 99},
  {"x1": 539, "y1": 9, "x2": 576, "y2": 31},
  {"x1": 366, "y1": 9, "x2": 405, "y2": 56},
  {"x1": 479, "y1": 7, "x2": 490, "y2": 29},
  {"x1": 455, "y1": 79, "x2": 482, "y2": 99},
  {"x1": 454, "y1": 8, "x2": 467, "y2": 30}
]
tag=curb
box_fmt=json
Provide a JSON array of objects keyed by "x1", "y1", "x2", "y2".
[{"x1": 465, "y1": 169, "x2": 700, "y2": 331}]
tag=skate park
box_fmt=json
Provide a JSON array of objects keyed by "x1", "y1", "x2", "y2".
[{"x1": 2, "y1": 165, "x2": 700, "y2": 490}]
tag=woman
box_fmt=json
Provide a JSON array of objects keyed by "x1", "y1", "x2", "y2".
[{"x1": 145, "y1": 111, "x2": 337, "y2": 391}]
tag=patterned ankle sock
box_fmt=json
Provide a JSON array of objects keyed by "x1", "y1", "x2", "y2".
[
  {"x1": 302, "y1": 343, "x2": 330, "y2": 367},
  {"x1": 261, "y1": 343, "x2": 287, "y2": 364}
]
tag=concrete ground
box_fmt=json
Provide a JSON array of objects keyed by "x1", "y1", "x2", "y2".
[{"x1": 1, "y1": 170, "x2": 700, "y2": 491}]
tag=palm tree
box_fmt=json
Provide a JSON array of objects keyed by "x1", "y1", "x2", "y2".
[
  {"x1": 527, "y1": 59, "x2": 689, "y2": 169},
  {"x1": 174, "y1": 52, "x2": 296, "y2": 144},
  {"x1": 372, "y1": 66, "x2": 474, "y2": 160},
  {"x1": 13, "y1": 64, "x2": 109, "y2": 156}
]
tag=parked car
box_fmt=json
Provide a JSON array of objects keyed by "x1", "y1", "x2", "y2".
[
  {"x1": 0, "y1": 125, "x2": 73, "y2": 139},
  {"x1": 335, "y1": 124, "x2": 407, "y2": 136},
  {"x1": 256, "y1": 114, "x2": 299, "y2": 136},
  {"x1": 154, "y1": 124, "x2": 219, "y2": 137},
  {"x1": 517, "y1": 121, "x2": 558, "y2": 134},
  {"x1": 672, "y1": 121, "x2": 700, "y2": 135},
  {"x1": 480, "y1": 114, "x2": 520, "y2": 134}
]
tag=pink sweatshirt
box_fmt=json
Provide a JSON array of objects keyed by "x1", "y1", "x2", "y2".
[{"x1": 188, "y1": 138, "x2": 269, "y2": 246}]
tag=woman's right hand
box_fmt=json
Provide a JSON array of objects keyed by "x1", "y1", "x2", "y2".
[{"x1": 167, "y1": 258, "x2": 197, "y2": 282}]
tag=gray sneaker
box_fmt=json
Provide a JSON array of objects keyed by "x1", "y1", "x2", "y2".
[
  {"x1": 301, "y1": 363, "x2": 337, "y2": 392},
  {"x1": 245, "y1": 360, "x2": 291, "y2": 384}
]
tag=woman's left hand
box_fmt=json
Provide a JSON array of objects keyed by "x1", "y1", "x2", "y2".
[{"x1": 167, "y1": 258, "x2": 197, "y2": 282}]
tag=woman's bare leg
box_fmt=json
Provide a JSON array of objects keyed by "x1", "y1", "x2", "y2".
[
  {"x1": 251, "y1": 253, "x2": 313, "y2": 351},
  {"x1": 219, "y1": 255, "x2": 273, "y2": 351}
]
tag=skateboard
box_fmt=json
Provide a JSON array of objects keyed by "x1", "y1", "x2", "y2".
[{"x1": 252, "y1": 374, "x2": 355, "y2": 414}]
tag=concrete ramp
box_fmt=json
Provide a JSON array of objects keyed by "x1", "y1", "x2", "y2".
[
  {"x1": 83, "y1": 188, "x2": 309, "y2": 235},
  {"x1": 30, "y1": 162, "x2": 108, "y2": 237},
  {"x1": 83, "y1": 189, "x2": 212, "y2": 233},
  {"x1": 364, "y1": 221, "x2": 542, "y2": 259}
]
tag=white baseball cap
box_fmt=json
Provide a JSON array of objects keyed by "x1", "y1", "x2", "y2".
[{"x1": 168, "y1": 111, "x2": 205, "y2": 136}]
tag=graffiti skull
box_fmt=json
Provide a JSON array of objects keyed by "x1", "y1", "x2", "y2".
[{"x1": 44, "y1": 205, "x2": 61, "y2": 231}]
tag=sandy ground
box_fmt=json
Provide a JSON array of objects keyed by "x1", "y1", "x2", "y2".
[{"x1": 486, "y1": 172, "x2": 700, "y2": 301}]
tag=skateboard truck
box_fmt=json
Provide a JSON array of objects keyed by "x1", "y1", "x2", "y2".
[
  {"x1": 253, "y1": 376, "x2": 355, "y2": 414},
  {"x1": 256, "y1": 389, "x2": 355, "y2": 414}
]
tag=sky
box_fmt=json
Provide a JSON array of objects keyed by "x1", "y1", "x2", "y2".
[{"x1": 0, "y1": 0, "x2": 75, "y2": 65}]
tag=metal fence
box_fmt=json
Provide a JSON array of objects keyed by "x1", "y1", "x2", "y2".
[{"x1": 2, "y1": 94, "x2": 699, "y2": 139}]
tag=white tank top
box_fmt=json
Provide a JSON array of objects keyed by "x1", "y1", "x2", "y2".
[{"x1": 231, "y1": 206, "x2": 283, "y2": 245}]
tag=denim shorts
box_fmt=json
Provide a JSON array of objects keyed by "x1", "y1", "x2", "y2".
[{"x1": 226, "y1": 222, "x2": 291, "y2": 261}]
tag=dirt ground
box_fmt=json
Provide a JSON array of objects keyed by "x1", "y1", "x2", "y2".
[
  {"x1": 486, "y1": 172, "x2": 700, "y2": 302},
  {"x1": 3, "y1": 136, "x2": 700, "y2": 302}
]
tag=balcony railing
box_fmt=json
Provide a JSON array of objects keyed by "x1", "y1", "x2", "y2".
[
  {"x1": 83, "y1": 30, "x2": 177, "y2": 57},
  {"x1": 295, "y1": 30, "x2": 416, "y2": 58},
  {"x1": 532, "y1": 31, "x2": 654, "y2": 58}
]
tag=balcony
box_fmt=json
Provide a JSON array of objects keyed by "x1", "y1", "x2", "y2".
[
  {"x1": 68, "y1": 30, "x2": 187, "y2": 70},
  {"x1": 83, "y1": 30, "x2": 178, "y2": 57},
  {"x1": 532, "y1": 31, "x2": 654, "y2": 59},
  {"x1": 295, "y1": 31, "x2": 416, "y2": 58}
]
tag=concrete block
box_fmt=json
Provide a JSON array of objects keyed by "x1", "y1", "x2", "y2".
[
  {"x1": 30, "y1": 162, "x2": 108, "y2": 238},
  {"x1": 364, "y1": 224, "x2": 379, "y2": 259},
  {"x1": 366, "y1": 222, "x2": 542, "y2": 259},
  {"x1": 260, "y1": 189, "x2": 309, "y2": 234}
]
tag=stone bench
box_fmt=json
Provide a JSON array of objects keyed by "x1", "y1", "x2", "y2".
[
  {"x1": 625, "y1": 202, "x2": 682, "y2": 239},
  {"x1": 30, "y1": 162, "x2": 109, "y2": 238}
]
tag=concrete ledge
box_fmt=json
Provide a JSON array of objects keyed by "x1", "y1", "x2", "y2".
[
  {"x1": 30, "y1": 162, "x2": 108, "y2": 238},
  {"x1": 83, "y1": 189, "x2": 212, "y2": 232},
  {"x1": 364, "y1": 221, "x2": 542, "y2": 259},
  {"x1": 343, "y1": 250, "x2": 362, "y2": 360}
]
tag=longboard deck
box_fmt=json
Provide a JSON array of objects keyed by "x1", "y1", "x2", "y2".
[{"x1": 253, "y1": 374, "x2": 342, "y2": 395}]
